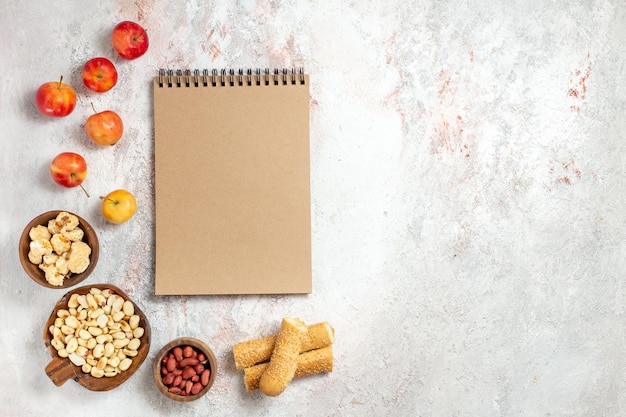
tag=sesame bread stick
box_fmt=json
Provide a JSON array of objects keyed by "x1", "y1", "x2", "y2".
[
  {"x1": 233, "y1": 334, "x2": 275, "y2": 371},
  {"x1": 243, "y1": 346, "x2": 334, "y2": 392},
  {"x1": 233, "y1": 322, "x2": 335, "y2": 370},
  {"x1": 259, "y1": 317, "x2": 307, "y2": 396}
]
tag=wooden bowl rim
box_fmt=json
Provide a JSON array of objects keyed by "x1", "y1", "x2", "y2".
[
  {"x1": 152, "y1": 337, "x2": 218, "y2": 401},
  {"x1": 19, "y1": 210, "x2": 100, "y2": 289},
  {"x1": 43, "y1": 284, "x2": 151, "y2": 391}
]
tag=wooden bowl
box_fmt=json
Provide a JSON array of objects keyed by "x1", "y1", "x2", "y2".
[
  {"x1": 153, "y1": 337, "x2": 217, "y2": 401},
  {"x1": 43, "y1": 284, "x2": 151, "y2": 391},
  {"x1": 19, "y1": 210, "x2": 100, "y2": 289}
]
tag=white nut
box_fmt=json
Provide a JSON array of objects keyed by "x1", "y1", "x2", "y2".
[
  {"x1": 86, "y1": 293, "x2": 98, "y2": 310},
  {"x1": 112, "y1": 311, "x2": 125, "y2": 323},
  {"x1": 123, "y1": 349, "x2": 138, "y2": 357},
  {"x1": 68, "y1": 352, "x2": 86, "y2": 367},
  {"x1": 56, "y1": 309, "x2": 70, "y2": 319},
  {"x1": 112, "y1": 298, "x2": 124, "y2": 314},
  {"x1": 108, "y1": 356, "x2": 121, "y2": 368},
  {"x1": 64, "y1": 315, "x2": 80, "y2": 329},
  {"x1": 93, "y1": 343, "x2": 105, "y2": 359},
  {"x1": 93, "y1": 293, "x2": 106, "y2": 307},
  {"x1": 119, "y1": 320, "x2": 131, "y2": 332},
  {"x1": 77, "y1": 295, "x2": 88, "y2": 309},
  {"x1": 60, "y1": 325, "x2": 74, "y2": 336},
  {"x1": 84, "y1": 319, "x2": 97, "y2": 327},
  {"x1": 106, "y1": 294, "x2": 118, "y2": 308},
  {"x1": 133, "y1": 327, "x2": 145, "y2": 339},
  {"x1": 78, "y1": 329, "x2": 92, "y2": 340},
  {"x1": 68, "y1": 294, "x2": 80, "y2": 309},
  {"x1": 50, "y1": 339, "x2": 65, "y2": 351},
  {"x1": 86, "y1": 338, "x2": 97, "y2": 350},
  {"x1": 111, "y1": 331, "x2": 126, "y2": 340},
  {"x1": 122, "y1": 300, "x2": 134, "y2": 317},
  {"x1": 127, "y1": 338, "x2": 141, "y2": 351},
  {"x1": 96, "y1": 314, "x2": 108, "y2": 328},
  {"x1": 113, "y1": 338, "x2": 130, "y2": 349},
  {"x1": 49, "y1": 326, "x2": 61, "y2": 339},
  {"x1": 96, "y1": 357, "x2": 107, "y2": 370},
  {"x1": 118, "y1": 358, "x2": 132, "y2": 372},
  {"x1": 88, "y1": 326, "x2": 103, "y2": 336},
  {"x1": 104, "y1": 342, "x2": 115, "y2": 358},
  {"x1": 77, "y1": 309, "x2": 88, "y2": 321},
  {"x1": 129, "y1": 315, "x2": 140, "y2": 330},
  {"x1": 65, "y1": 337, "x2": 78, "y2": 354}
]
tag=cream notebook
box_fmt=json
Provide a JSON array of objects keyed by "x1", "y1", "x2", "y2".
[{"x1": 153, "y1": 69, "x2": 311, "y2": 295}]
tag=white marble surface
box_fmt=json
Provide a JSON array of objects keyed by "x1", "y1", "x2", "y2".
[{"x1": 2, "y1": 0, "x2": 626, "y2": 415}]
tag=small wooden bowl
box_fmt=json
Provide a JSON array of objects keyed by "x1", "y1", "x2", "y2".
[
  {"x1": 19, "y1": 210, "x2": 100, "y2": 289},
  {"x1": 43, "y1": 284, "x2": 151, "y2": 391},
  {"x1": 153, "y1": 337, "x2": 217, "y2": 401}
]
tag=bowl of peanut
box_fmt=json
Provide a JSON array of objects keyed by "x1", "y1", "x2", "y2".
[
  {"x1": 19, "y1": 210, "x2": 100, "y2": 289},
  {"x1": 153, "y1": 337, "x2": 217, "y2": 401},
  {"x1": 43, "y1": 284, "x2": 151, "y2": 391}
]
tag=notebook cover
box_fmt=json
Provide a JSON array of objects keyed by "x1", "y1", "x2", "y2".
[{"x1": 153, "y1": 72, "x2": 311, "y2": 295}]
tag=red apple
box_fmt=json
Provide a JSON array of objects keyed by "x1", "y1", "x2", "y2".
[
  {"x1": 82, "y1": 57, "x2": 118, "y2": 93},
  {"x1": 111, "y1": 21, "x2": 149, "y2": 60},
  {"x1": 50, "y1": 152, "x2": 89, "y2": 197},
  {"x1": 85, "y1": 107, "x2": 124, "y2": 146},
  {"x1": 35, "y1": 76, "x2": 76, "y2": 117}
]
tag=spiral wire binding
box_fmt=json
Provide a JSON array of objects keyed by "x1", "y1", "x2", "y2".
[{"x1": 157, "y1": 68, "x2": 306, "y2": 88}]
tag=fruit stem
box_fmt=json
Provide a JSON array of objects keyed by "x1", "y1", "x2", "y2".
[
  {"x1": 79, "y1": 184, "x2": 90, "y2": 198},
  {"x1": 100, "y1": 196, "x2": 117, "y2": 205},
  {"x1": 70, "y1": 173, "x2": 90, "y2": 197},
  {"x1": 135, "y1": 30, "x2": 147, "y2": 42},
  {"x1": 58, "y1": 75, "x2": 64, "y2": 89},
  {"x1": 90, "y1": 102, "x2": 97, "y2": 114}
]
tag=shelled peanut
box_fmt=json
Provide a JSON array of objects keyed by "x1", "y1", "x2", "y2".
[
  {"x1": 48, "y1": 287, "x2": 145, "y2": 378},
  {"x1": 159, "y1": 345, "x2": 211, "y2": 396}
]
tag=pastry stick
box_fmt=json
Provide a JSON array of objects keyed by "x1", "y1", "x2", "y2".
[
  {"x1": 233, "y1": 322, "x2": 335, "y2": 370},
  {"x1": 259, "y1": 317, "x2": 307, "y2": 396},
  {"x1": 243, "y1": 346, "x2": 334, "y2": 392}
]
